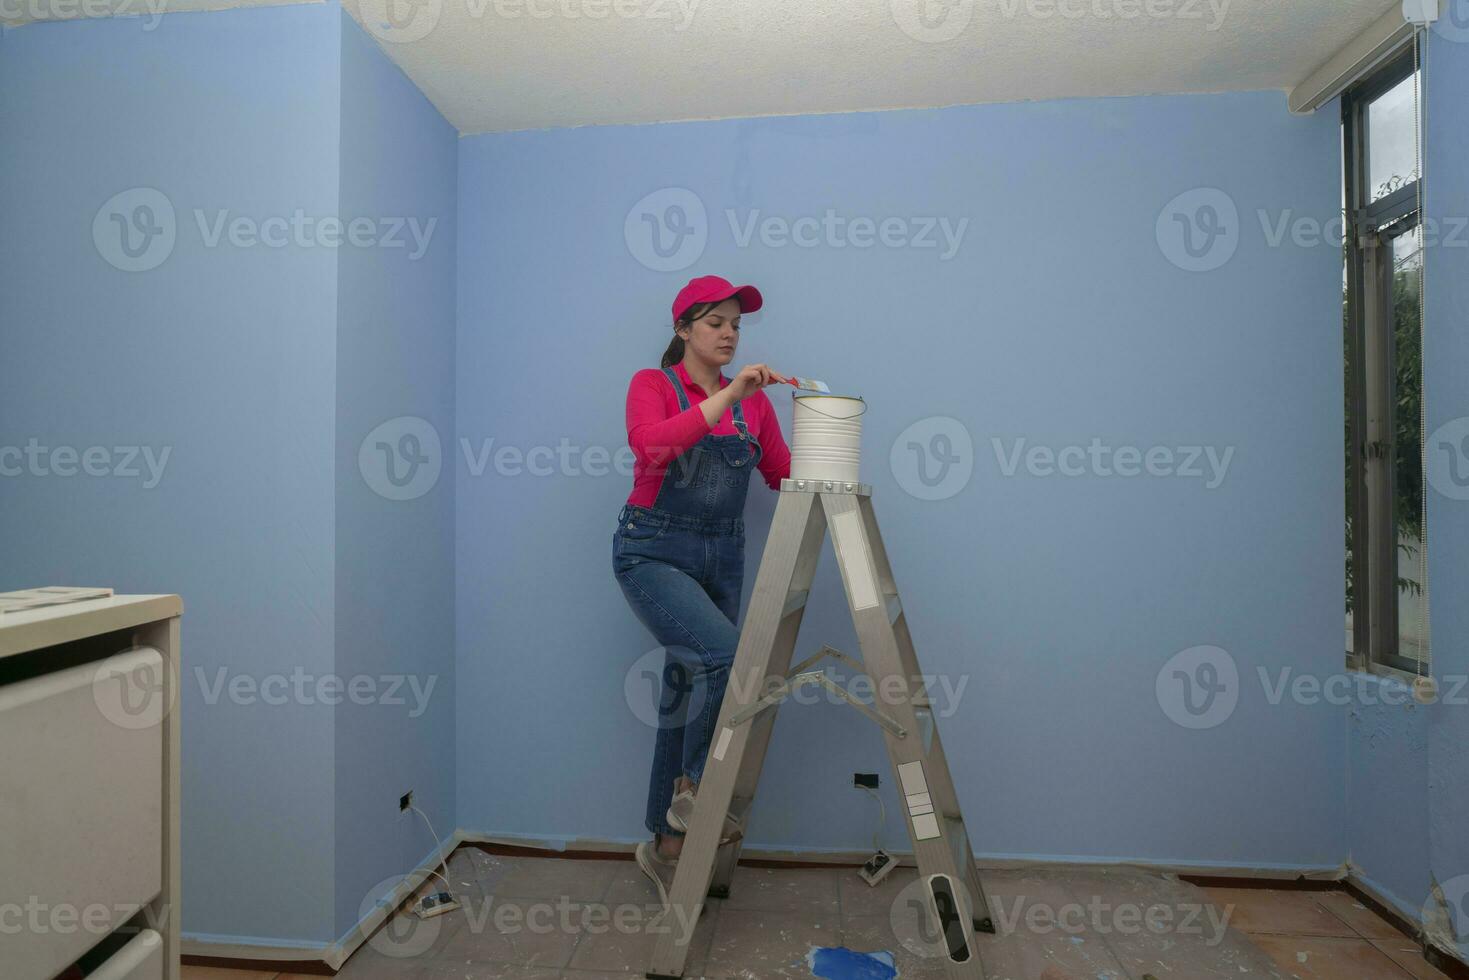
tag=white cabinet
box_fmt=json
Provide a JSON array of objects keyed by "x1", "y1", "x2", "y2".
[
  {"x1": 0, "y1": 595, "x2": 182, "y2": 980},
  {"x1": 90, "y1": 929, "x2": 165, "y2": 980}
]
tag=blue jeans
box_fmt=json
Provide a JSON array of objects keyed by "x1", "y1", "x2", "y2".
[{"x1": 613, "y1": 503, "x2": 744, "y2": 837}]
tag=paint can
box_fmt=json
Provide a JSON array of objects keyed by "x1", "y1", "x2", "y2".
[{"x1": 790, "y1": 391, "x2": 867, "y2": 484}]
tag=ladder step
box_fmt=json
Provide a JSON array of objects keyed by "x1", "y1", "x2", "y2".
[
  {"x1": 782, "y1": 589, "x2": 809, "y2": 619},
  {"x1": 884, "y1": 593, "x2": 902, "y2": 624}
]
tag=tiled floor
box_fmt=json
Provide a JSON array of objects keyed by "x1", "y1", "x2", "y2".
[{"x1": 179, "y1": 850, "x2": 1455, "y2": 979}]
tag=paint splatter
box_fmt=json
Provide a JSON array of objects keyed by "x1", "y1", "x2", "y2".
[{"x1": 806, "y1": 945, "x2": 898, "y2": 979}]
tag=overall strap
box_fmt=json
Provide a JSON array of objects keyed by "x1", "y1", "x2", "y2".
[
  {"x1": 731, "y1": 397, "x2": 750, "y2": 437},
  {"x1": 661, "y1": 366, "x2": 691, "y2": 413},
  {"x1": 730, "y1": 398, "x2": 762, "y2": 464}
]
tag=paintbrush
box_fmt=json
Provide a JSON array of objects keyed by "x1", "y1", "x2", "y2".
[{"x1": 782, "y1": 376, "x2": 831, "y2": 393}]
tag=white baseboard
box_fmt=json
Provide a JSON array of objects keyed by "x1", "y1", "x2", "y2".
[
  {"x1": 182, "y1": 827, "x2": 465, "y2": 971},
  {"x1": 181, "y1": 830, "x2": 1360, "y2": 970}
]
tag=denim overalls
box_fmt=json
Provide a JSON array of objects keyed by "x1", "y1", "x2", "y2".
[{"x1": 613, "y1": 366, "x2": 764, "y2": 838}]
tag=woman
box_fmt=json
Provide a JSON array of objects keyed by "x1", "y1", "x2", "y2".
[{"x1": 613, "y1": 274, "x2": 793, "y2": 904}]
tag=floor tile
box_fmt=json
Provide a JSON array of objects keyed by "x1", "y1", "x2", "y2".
[
  {"x1": 1315, "y1": 891, "x2": 1413, "y2": 940},
  {"x1": 563, "y1": 897, "x2": 717, "y2": 976},
  {"x1": 427, "y1": 898, "x2": 590, "y2": 971},
  {"x1": 419, "y1": 964, "x2": 561, "y2": 979},
  {"x1": 972, "y1": 920, "x2": 1130, "y2": 980},
  {"x1": 1203, "y1": 888, "x2": 1361, "y2": 937},
  {"x1": 701, "y1": 907, "x2": 841, "y2": 978},
  {"x1": 979, "y1": 868, "x2": 1094, "y2": 938},
  {"x1": 1370, "y1": 939, "x2": 1456, "y2": 980},
  {"x1": 841, "y1": 912, "x2": 967, "y2": 980},
  {"x1": 487, "y1": 858, "x2": 620, "y2": 904},
  {"x1": 1252, "y1": 934, "x2": 1419, "y2": 978},
  {"x1": 720, "y1": 865, "x2": 840, "y2": 914},
  {"x1": 837, "y1": 865, "x2": 920, "y2": 919},
  {"x1": 197, "y1": 866, "x2": 1467, "y2": 980}
]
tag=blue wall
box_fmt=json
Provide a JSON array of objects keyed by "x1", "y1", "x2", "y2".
[
  {"x1": 1424, "y1": 26, "x2": 1469, "y2": 962},
  {"x1": 1343, "y1": 29, "x2": 1469, "y2": 950},
  {"x1": 1347, "y1": 676, "x2": 1431, "y2": 919},
  {"x1": 6, "y1": 1, "x2": 1454, "y2": 956},
  {"x1": 0, "y1": 5, "x2": 343, "y2": 944},
  {"x1": 333, "y1": 8, "x2": 458, "y2": 943},
  {"x1": 455, "y1": 91, "x2": 1348, "y2": 868},
  {"x1": 0, "y1": 4, "x2": 458, "y2": 950}
]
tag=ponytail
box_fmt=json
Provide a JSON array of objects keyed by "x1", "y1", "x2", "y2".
[
  {"x1": 660, "y1": 334, "x2": 685, "y2": 369},
  {"x1": 660, "y1": 300, "x2": 720, "y2": 369}
]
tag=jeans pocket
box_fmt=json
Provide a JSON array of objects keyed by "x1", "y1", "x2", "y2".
[{"x1": 619, "y1": 517, "x2": 666, "y2": 543}]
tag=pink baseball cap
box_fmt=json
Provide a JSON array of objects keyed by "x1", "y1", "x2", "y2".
[{"x1": 672, "y1": 275, "x2": 763, "y2": 324}]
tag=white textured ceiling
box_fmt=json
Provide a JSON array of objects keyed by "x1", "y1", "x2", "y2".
[
  {"x1": 11, "y1": 0, "x2": 1399, "y2": 133},
  {"x1": 341, "y1": 0, "x2": 1399, "y2": 133}
]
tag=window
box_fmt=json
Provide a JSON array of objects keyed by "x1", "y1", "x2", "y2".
[{"x1": 1343, "y1": 49, "x2": 1430, "y2": 676}]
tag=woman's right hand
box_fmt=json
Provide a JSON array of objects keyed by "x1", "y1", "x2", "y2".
[{"x1": 727, "y1": 363, "x2": 789, "y2": 402}]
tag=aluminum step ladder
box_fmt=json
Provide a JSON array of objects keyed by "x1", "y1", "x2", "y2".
[{"x1": 646, "y1": 477, "x2": 993, "y2": 979}]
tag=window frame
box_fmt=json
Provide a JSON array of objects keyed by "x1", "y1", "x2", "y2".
[{"x1": 1341, "y1": 46, "x2": 1428, "y2": 682}]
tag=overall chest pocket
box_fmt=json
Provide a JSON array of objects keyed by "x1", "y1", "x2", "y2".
[{"x1": 716, "y1": 439, "x2": 759, "y2": 484}]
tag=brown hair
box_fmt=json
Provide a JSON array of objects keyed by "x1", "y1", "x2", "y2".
[{"x1": 660, "y1": 301, "x2": 723, "y2": 369}]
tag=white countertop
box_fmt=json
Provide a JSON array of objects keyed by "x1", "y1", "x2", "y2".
[{"x1": 0, "y1": 594, "x2": 183, "y2": 659}]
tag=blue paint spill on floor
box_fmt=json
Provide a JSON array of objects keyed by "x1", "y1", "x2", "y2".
[{"x1": 806, "y1": 945, "x2": 899, "y2": 979}]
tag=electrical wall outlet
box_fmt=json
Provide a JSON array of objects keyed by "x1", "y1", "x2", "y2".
[
  {"x1": 413, "y1": 892, "x2": 461, "y2": 919},
  {"x1": 859, "y1": 849, "x2": 897, "y2": 886},
  {"x1": 400, "y1": 790, "x2": 413, "y2": 812}
]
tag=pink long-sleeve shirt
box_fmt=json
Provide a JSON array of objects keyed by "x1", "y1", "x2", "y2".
[{"x1": 624, "y1": 361, "x2": 793, "y2": 508}]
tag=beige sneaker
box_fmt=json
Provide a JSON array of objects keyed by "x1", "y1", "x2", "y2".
[
  {"x1": 635, "y1": 839, "x2": 677, "y2": 910},
  {"x1": 666, "y1": 787, "x2": 744, "y2": 844}
]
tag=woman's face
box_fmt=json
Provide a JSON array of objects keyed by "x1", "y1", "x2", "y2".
[{"x1": 680, "y1": 297, "x2": 742, "y2": 368}]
